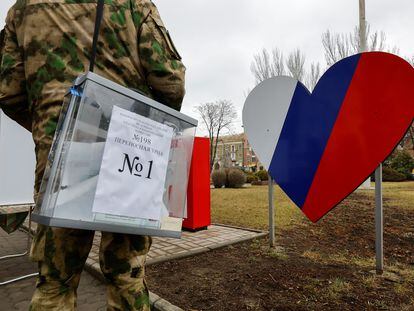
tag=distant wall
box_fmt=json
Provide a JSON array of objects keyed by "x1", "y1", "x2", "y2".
[{"x1": 0, "y1": 110, "x2": 36, "y2": 205}]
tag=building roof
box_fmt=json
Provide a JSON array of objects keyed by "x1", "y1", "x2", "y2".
[{"x1": 214, "y1": 133, "x2": 246, "y2": 143}]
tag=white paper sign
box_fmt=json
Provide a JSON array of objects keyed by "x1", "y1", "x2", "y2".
[{"x1": 92, "y1": 106, "x2": 173, "y2": 221}]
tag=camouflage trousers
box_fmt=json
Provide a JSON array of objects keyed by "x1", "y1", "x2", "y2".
[{"x1": 29, "y1": 146, "x2": 152, "y2": 311}]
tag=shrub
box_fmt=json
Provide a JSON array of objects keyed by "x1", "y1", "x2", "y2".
[
  {"x1": 245, "y1": 172, "x2": 259, "y2": 183},
  {"x1": 223, "y1": 168, "x2": 231, "y2": 188},
  {"x1": 382, "y1": 166, "x2": 406, "y2": 182},
  {"x1": 388, "y1": 150, "x2": 414, "y2": 179},
  {"x1": 227, "y1": 168, "x2": 246, "y2": 188},
  {"x1": 251, "y1": 180, "x2": 263, "y2": 186},
  {"x1": 212, "y1": 169, "x2": 226, "y2": 188},
  {"x1": 255, "y1": 170, "x2": 269, "y2": 181}
]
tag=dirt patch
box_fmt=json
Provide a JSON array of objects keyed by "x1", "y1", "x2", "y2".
[{"x1": 147, "y1": 191, "x2": 414, "y2": 310}]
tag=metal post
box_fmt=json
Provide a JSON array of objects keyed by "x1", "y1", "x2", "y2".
[
  {"x1": 359, "y1": 0, "x2": 383, "y2": 274},
  {"x1": 359, "y1": 0, "x2": 367, "y2": 52},
  {"x1": 358, "y1": 0, "x2": 372, "y2": 191},
  {"x1": 375, "y1": 164, "x2": 384, "y2": 274},
  {"x1": 268, "y1": 174, "x2": 275, "y2": 247}
]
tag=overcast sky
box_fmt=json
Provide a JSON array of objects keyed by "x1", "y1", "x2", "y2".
[{"x1": 1, "y1": 0, "x2": 413, "y2": 135}]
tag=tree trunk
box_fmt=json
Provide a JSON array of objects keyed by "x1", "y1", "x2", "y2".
[{"x1": 210, "y1": 131, "x2": 221, "y2": 172}]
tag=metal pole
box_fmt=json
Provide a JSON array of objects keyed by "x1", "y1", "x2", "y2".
[
  {"x1": 358, "y1": 0, "x2": 372, "y2": 191},
  {"x1": 359, "y1": 0, "x2": 383, "y2": 273},
  {"x1": 375, "y1": 164, "x2": 384, "y2": 274},
  {"x1": 268, "y1": 174, "x2": 275, "y2": 247},
  {"x1": 359, "y1": 0, "x2": 367, "y2": 52}
]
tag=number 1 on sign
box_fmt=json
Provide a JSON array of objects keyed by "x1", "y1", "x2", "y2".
[
  {"x1": 118, "y1": 153, "x2": 154, "y2": 179},
  {"x1": 147, "y1": 160, "x2": 153, "y2": 179}
]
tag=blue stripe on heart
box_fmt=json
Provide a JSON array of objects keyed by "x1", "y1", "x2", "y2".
[{"x1": 268, "y1": 54, "x2": 361, "y2": 208}]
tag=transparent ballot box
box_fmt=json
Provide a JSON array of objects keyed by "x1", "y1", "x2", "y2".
[{"x1": 32, "y1": 72, "x2": 197, "y2": 238}]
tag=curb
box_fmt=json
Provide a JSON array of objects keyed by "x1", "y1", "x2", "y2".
[
  {"x1": 145, "y1": 232, "x2": 268, "y2": 265},
  {"x1": 146, "y1": 228, "x2": 267, "y2": 266},
  {"x1": 212, "y1": 223, "x2": 267, "y2": 234},
  {"x1": 150, "y1": 292, "x2": 184, "y2": 311}
]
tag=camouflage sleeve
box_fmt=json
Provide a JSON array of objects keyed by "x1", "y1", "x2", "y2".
[
  {"x1": 138, "y1": 5, "x2": 186, "y2": 111},
  {"x1": 0, "y1": 9, "x2": 31, "y2": 132}
]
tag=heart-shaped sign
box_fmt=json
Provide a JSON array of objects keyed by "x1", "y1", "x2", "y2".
[{"x1": 243, "y1": 52, "x2": 414, "y2": 222}]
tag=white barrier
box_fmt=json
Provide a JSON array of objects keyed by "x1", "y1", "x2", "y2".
[{"x1": 0, "y1": 110, "x2": 36, "y2": 205}]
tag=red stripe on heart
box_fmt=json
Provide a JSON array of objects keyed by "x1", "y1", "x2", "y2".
[{"x1": 302, "y1": 52, "x2": 414, "y2": 222}]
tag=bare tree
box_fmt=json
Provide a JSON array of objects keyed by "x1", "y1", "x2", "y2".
[
  {"x1": 402, "y1": 51, "x2": 413, "y2": 151},
  {"x1": 287, "y1": 49, "x2": 306, "y2": 81},
  {"x1": 306, "y1": 62, "x2": 321, "y2": 91},
  {"x1": 250, "y1": 48, "x2": 285, "y2": 84},
  {"x1": 403, "y1": 58, "x2": 414, "y2": 151},
  {"x1": 251, "y1": 47, "x2": 309, "y2": 86},
  {"x1": 322, "y1": 25, "x2": 398, "y2": 66},
  {"x1": 195, "y1": 100, "x2": 237, "y2": 171},
  {"x1": 250, "y1": 25, "x2": 408, "y2": 94},
  {"x1": 398, "y1": 121, "x2": 414, "y2": 152},
  {"x1": 271, "y1": 48, "x2": 285, "y2": 76},
  {"x1": 322, "y1": 30, "x2": 352, "y2": 66},
  {"x1": 408, "y1": 125, "x2": 414, "y2": 151}
]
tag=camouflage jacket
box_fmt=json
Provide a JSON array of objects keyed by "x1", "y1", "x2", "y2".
[{"x1": 0, "y1": 0, "x2": 185, "y2": 147}]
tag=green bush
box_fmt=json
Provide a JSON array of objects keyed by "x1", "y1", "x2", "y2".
[
  {"x1": 382, "y1": 166, "x2": 406, "y2": 182},
  {"x1": 227, "y1": 168, "x2": 247, "y2": 188},
  {"x1": 255, "y1": 170, "x2": 269, "y2": 181},
  {"x1": 388, "y1": 150, "x2": 414, "y2": 179},
  {"x1": 212, "y1": 169, "x2": 226, "y2": 188},
  {"x1": 245, "y1": 172, "x2": 259, "y2": 183}
]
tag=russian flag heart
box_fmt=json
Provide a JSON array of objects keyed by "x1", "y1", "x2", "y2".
[{"x1": 243, "y1": 52, "x2": 414, "y2": 222}]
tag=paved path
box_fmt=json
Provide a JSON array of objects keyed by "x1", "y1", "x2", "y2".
[
  {"x1": 23, "y1": 221, "x2": 265, "y2": 272},
  {"x1": 87, "y1": 224, "x2": 265, "y2": 270},
  {"x1": 0, "y1": 229, "x2": 106, "y2": 311}
]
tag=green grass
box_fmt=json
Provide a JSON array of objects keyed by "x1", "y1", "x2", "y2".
[
  {"x1": 211, "y1": 184, "x2": 306, "y2": 230},
  {"x1": 324, "y1": 278, "x2": 352, "y2": 300},
  {"x1": 211, "y1": 182, "x2": 414, "y2": 230},
  {"x1": 301, "y1": 249, "x2": 376, "y2": 268},
  {"x1": 382, "y1": 182, "x2": 414, "y2": 209},
  {"x1": 357, "y1": 182, "x2": 414, "y2": 210}
]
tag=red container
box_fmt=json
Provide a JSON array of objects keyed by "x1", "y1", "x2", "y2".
[{"x1": 183, "y1": 137, "x2": 211, "y2": 231}]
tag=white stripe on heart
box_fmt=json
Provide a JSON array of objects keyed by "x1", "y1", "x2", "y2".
[{"x1": 243, "y1": 76, "x2": 298, "y2": 169}]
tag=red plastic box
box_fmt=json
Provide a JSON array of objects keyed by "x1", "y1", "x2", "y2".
[{"x1": 183, "y1": 137, "x2": 211, "y2": 231}]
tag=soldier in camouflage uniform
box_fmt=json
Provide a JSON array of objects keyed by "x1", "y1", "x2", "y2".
[{"x1": 0, "y1": 1, "x2": 185, "y2": 310}]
